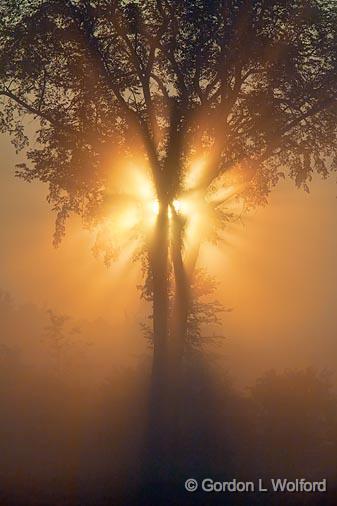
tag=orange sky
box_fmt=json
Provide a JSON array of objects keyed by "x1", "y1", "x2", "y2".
[{"x1": 1, "y1": 133, "x2": 337, "y2": 386}]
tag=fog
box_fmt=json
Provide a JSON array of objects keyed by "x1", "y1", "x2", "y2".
[
  {"x1": 1, "y1": 291, "x2": 337, "y2": 505},
  {"x1": 1, "y1": 133, "x2": 337, "y2": 386},
  {"x1": 1, "y1": 133, "x2": 337, "y2": 504}
]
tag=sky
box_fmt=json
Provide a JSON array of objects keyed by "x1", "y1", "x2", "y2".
[{"x1": 1, "y1": 132, "x2": 337, "y2": 387}]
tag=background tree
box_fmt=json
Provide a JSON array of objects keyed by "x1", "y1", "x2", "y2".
[
  {"x1": 43, "y1": 309, "x2": 85, "y2": 377},
  {"x1": 249, "y1": 368, "x2": 337, "y2": 479},
  {"x1": 1, "y1": 0, "x2": 337, "y2": 380}
]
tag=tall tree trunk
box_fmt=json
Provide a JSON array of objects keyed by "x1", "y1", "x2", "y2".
[
  {"x1": 150, "y1": 204, "x2": 169, "y2": 381},
  {"x1": 145, "y1": 203, "x2": 170, "y2": 484},
  {"x1": 171, "y1": 212, "x2": 190, "y2": 368}
]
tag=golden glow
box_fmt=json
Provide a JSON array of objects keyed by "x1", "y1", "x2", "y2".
[
  {"x1": 150, "y1": 199, "x2": 160, "y2": 216},
  {"x1": 99, "y1": 153, "x2": 242, "y2": 272},
  {"x1": 172, "y1": 199, "x2": 188, "y2": 215},
  {"x1": 184, "y1": 157, "x2": 207, "y2": 189},
  {"x1": 116, "y1": 205, "x2": 140, "y2": 230},
  {"x1": 105, "y1": 161, "x2": 161, "y2": 229},
  {"x1": 208, "y1": 185, "x2": 235, "y2": 204}
]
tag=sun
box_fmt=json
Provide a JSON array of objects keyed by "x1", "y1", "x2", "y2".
[
  {"x1": 148, "y1": 198, "x2": 190, "y2": 220},
  {"x1": 99, "y1": 157, "x2": 241, "y2": 268}
]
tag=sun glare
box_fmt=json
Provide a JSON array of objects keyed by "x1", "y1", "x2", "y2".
[
  {"x1": 150, "y1": 199, "x2": 160, "y2": 216},
  {"x1": 148, "y1": 198, "x2": 190, "y2": 220},
  {"x1": 102, "y1": 158, "x2": 240, "y2": 268},
  {"x1": 172, "y1": 199, "x2": 189, "y2": 215}
]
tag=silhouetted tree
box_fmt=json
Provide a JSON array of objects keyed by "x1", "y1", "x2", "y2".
[
  {"x1": 1, "y1": 0, "x2": 337, "y2": 379},
  {"x1": 43, "y1": 309, "x2": 84, "y2": 376}
]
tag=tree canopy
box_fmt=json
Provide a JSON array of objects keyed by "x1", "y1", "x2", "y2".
[{"x1": 1, "y1": 0, "x2": 337, "y2": 244}]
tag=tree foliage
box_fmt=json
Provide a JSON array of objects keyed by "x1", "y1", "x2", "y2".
[{"x1": 1, "y1": 0, "x2": 336, "y2": 243}]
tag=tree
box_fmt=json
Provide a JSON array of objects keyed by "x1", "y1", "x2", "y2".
[
  {"x1": 1, "y1": 0, "x2": 337, "y2": 380},
  {"x1": 43, "y1": 309, "x2": 84, "y2": 377}
]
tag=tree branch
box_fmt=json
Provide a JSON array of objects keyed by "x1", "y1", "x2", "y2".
[
  {"x1": 210, "y1": 91, "x2": 337, "y2": 203},
  {"x1": 150, "y1": 73, "x2": 170, "y2": 101},
  {"x1": 65, "y1": 0, "x2": 162, "y2": 194},
  {"x1": 0, "y1": 88, "x2": 58, "y2": 126}
]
